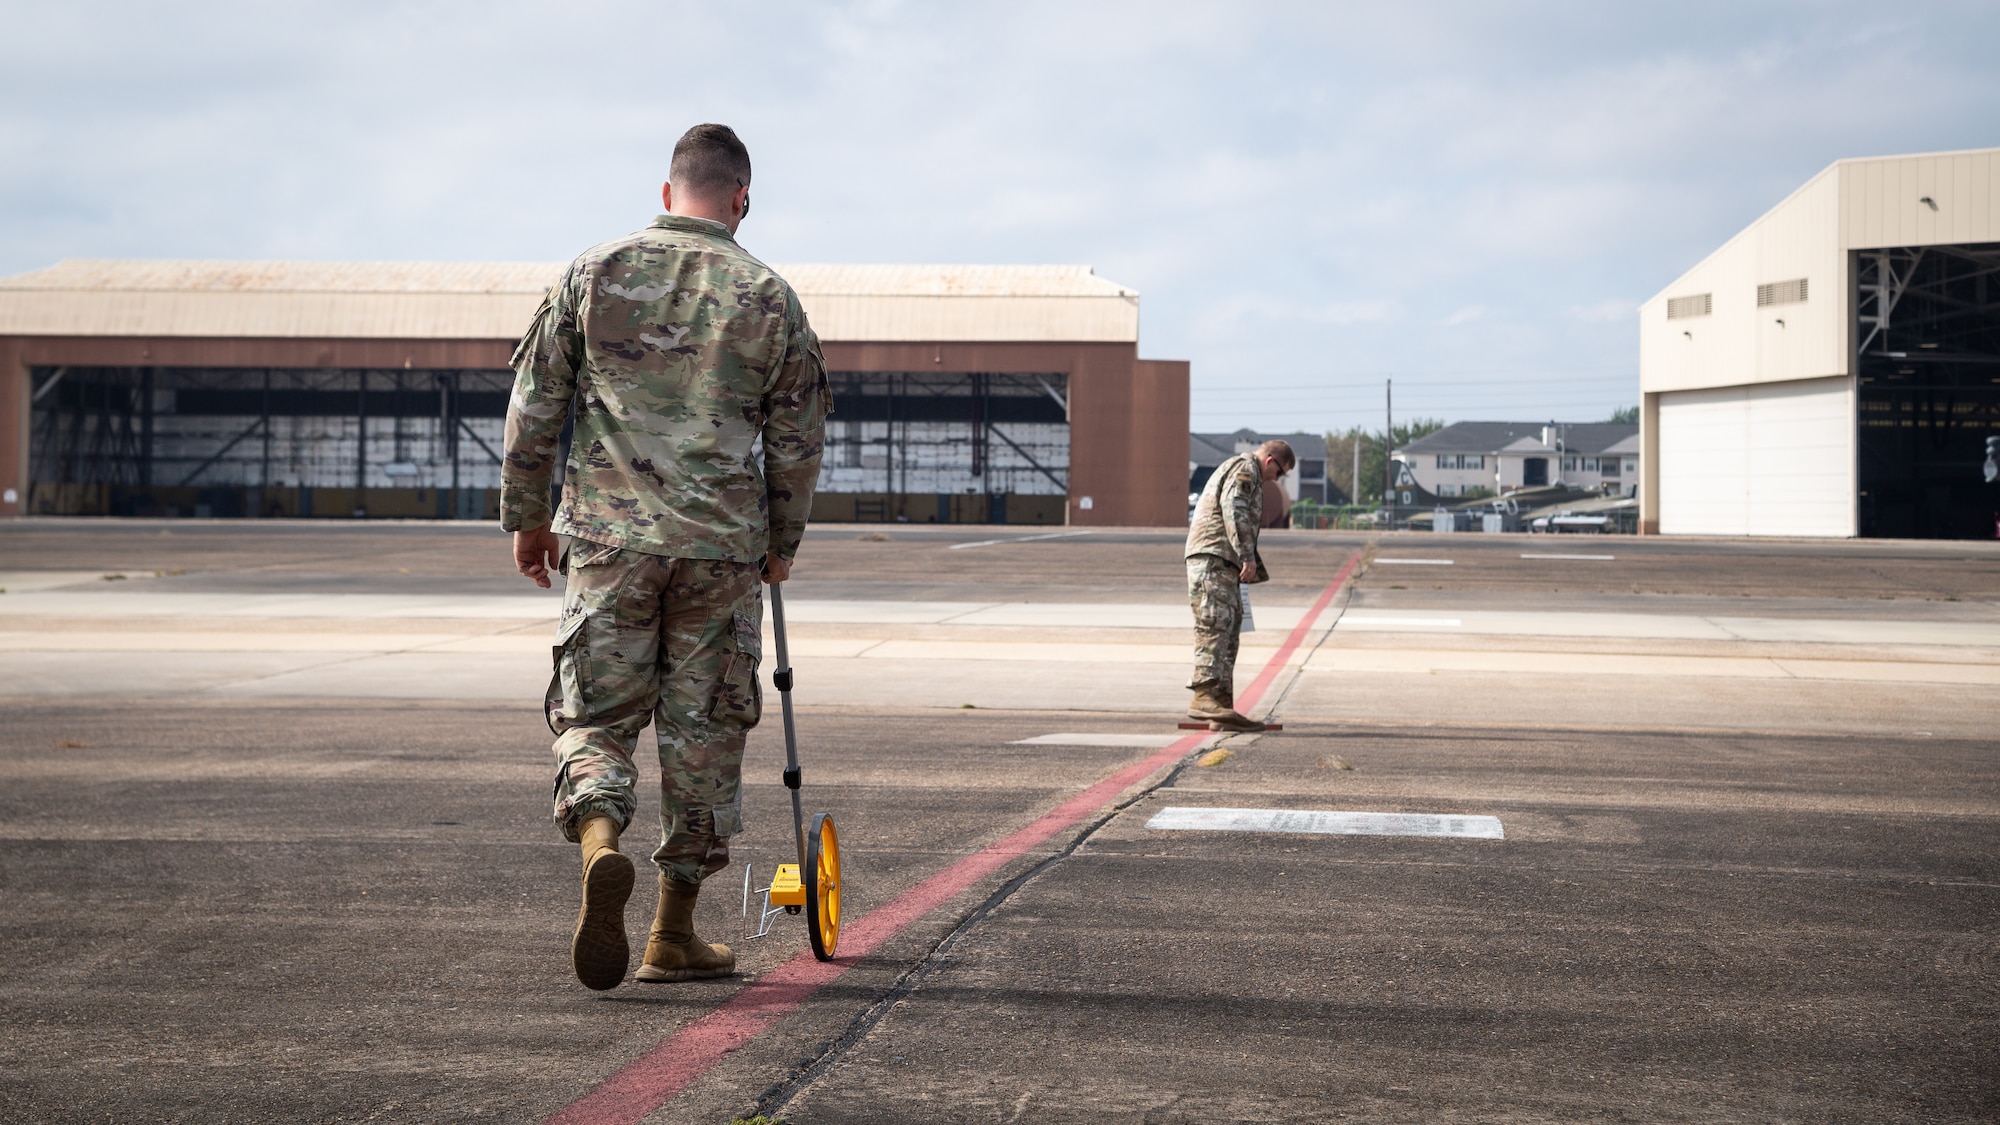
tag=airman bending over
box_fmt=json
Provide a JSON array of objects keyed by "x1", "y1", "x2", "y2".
[{"x1": 1185, "y1": 439, "x2": 1294, "y2": 732}]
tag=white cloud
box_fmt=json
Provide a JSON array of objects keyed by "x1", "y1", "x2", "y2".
[{"x1": 1565, "y1": 300, "x2": 1637, "y2": 324}]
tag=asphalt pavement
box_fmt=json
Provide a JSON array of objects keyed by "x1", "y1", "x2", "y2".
[{"x1": 0, "y1": 519, "x2": 1994, "y2": 1123}]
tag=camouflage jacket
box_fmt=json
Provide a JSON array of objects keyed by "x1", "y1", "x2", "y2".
[
  {"x1": 1186, "y1": 453, "x2": 1267, "y2": 578},
  {"x1": 501, "y1": 214, "x2": 830, "y2": 562}
]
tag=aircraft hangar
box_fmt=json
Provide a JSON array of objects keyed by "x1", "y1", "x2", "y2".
[
  {"x1": 1640, "y1": 146, "x2": 2000, "y2": 538},
  {"x1": 0, "y1": 260, "x2": 1189, "y2": 527}
]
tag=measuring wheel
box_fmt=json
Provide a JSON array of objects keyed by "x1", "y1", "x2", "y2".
[
  {"x1": 804, "y1": 812, "x2": 841, "y2": 961},
  {"x1": 745, "y1": 581, "x2": 850, "y2": 960}
]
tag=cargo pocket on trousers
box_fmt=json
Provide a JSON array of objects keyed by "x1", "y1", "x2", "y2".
[
  {"x1": 544, "y1": 609, "x2": 591, "y2": 734},
  {"x1": 1192, "y1": 583, "x2": 1235, "y2": 631},
  {"x1": 712, "y1": 800, "x2": 744, "y2": 837},
  {"x1": 707, "y1": 610, "x2": 763, "y2": 727}
]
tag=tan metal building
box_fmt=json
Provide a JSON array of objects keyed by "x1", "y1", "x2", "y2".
[
  {"x1": 0, "y1": 260, "x2": 1189, "y2": 526},
  {"x1": 1639, "y1": 146, "x2": 2000, "y2": 538}
]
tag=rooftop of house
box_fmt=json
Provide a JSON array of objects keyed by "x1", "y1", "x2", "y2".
[{"x1": 1190, "y1": 428, "x2": 1330, "y2": 467}]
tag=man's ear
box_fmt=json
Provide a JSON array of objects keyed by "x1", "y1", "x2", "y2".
[{"x1": 661, "y1": 182, "x2": 673, "y2": 212}]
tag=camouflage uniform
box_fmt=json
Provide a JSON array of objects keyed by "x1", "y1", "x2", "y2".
[
  {"x1": 1185, "y1": 453, "x2": 1268, "y2": 699},
  {"x1": 502, "y1": 213, "x2": 829, "y2": 885}
]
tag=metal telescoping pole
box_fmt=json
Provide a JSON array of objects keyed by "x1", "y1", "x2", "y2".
[{"x1": 769, "y1": 582, "x2": 808, "y2": 869}]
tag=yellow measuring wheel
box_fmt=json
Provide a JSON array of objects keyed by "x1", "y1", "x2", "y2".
[
  {"x1": 804, "y1": 812, "x2": 840, "y2": 960},
  {"x1": 753, "y1": 583, "x2": 843, "y2": 961}
]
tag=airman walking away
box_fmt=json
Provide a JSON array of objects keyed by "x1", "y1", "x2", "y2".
[{"x1": 502, "y1": 124, "x2": 830, "y2": 990}]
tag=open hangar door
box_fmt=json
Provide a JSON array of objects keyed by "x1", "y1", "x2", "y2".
[
  {"x1": 812, "y1": 371, "x2": 1069, "y2": 524},
  {"x1": 1657, "y1": 375, "x2": 1854, "y2": 536},
  {"x1": 1855, "y1": 242, "x2": 2000, "y2": 539},
  {"x1": 26, "y1": 365, "x2": 512, "y2": 518}
]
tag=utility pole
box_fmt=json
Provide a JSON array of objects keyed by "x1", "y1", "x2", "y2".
[{"x1": 1350, "y1": 434, "x2": 1361, "y2": 508}]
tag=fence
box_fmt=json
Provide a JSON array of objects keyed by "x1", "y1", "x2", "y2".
[{"x1": 1286, "y1": 502, "x2": 1381, "y2": 530}]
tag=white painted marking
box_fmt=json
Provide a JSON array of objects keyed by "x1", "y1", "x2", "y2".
[
  {"x1": 947, "y1": 530, "x2": 1093, "y2": 551},
  {"x1": 1146, "y1": 806, "x2": 1503, "y2": 839},
  {"x1": 1010, "y1": 733, "x2": 1185, "y2": 747},
  {"x1": 1521, "y1": 553, "x2": 1616, "y2": 561},
  {"x1": 1338, "y1": 616, "x2": 1463, "y2": 627},
  {"x1": 1374, "y1": 558, "x2": 1453, "y2": 565}
]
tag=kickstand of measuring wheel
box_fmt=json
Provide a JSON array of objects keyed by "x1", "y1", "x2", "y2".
[{"x1": 742, "y1": 862, "x2": 799, "y2": 940}]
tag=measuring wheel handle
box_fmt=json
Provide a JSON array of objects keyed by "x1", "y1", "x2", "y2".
[{"x1": 804, "y1": 812, "x2": 842, "y2": 961}]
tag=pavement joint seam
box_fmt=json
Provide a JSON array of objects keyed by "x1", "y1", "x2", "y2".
[{"x1": 747, "y1": 738, "x2": 1215, "y2": 1121}]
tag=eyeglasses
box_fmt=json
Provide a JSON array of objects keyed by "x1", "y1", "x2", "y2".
[{"x1": 737, "y1": 179, "x2": 751, "y2": 220}]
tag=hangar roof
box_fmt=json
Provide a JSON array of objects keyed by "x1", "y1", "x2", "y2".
[{"x1": 0, "y1": 259, "x2": 1140, "y2": 344}]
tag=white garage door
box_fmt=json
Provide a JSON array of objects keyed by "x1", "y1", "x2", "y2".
[{"x1": 1658, "y1": 375, "x2": 1853, "y2": 537}]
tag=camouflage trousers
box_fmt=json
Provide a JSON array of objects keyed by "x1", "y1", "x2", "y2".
[
  {"x1": 1187, "y1": 554, "x2": 1243, "y2": 698},
  {"x1": 547, "y1": 540, "x2": 763, "y2": 885}
]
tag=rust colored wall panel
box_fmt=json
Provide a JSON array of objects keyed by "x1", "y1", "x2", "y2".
[
  {"x1": 1129, "y1": 359, "x2": 1192, "y2": 526},
  {"x1": 1065, "y1": 346, "x2": 1143, "y2": 527},
  {"x1": 1066, "y1": 354, "x2": 1191, "y2": 528},
  {"x1": 2, "y1": 338, "x2": 25, "y2": 517}
]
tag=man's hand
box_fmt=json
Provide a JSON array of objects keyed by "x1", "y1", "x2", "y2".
[
  {"x1": 514, "y1": 528, "x2": 561, "y2": 589},
  {"x1": 1239, "y1": 560, "x2": 1258, "y2": 582},
  {"x1": 762, "y1": 552, "x2": 792, "y2": 584}
]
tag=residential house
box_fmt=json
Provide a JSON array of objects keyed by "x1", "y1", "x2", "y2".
[
  {"x1": 1190, "y1": 429, "x2": 1334, "y2": 504},
  {"x1": 1395, "y1": 422, "x2": 1640, "y2": 498}
]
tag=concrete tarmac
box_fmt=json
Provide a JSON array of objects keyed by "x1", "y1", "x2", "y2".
[{"x1": 0, "y1": 519, "x2": 1995, "y2": 1123}]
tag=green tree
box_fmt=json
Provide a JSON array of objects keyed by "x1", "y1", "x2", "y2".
[
  {"x1": 1324, "y1": 418, "x2": 1445, "y2": 506},
  {"x1": 1607, "y1": 405, "x2": 1639, "y2": 424}
]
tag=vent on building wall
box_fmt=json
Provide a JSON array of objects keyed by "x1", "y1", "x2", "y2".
[
  {"x1": 1756, "y1": 278, "x2": 1808, "y2": 306},
  {"x1": 1666, "y1": 293, "x2": 1712, "y2": 319}
]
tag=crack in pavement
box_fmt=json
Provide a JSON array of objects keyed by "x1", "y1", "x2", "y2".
[{"x1": 748, "y1": 730, "x2": 1215, "y2": 1120}]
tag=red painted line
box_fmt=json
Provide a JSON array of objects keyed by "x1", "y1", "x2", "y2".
[
  {"x1": 546, "y1": 552, "x2": 1360, "y2": 1125},
  {"x1": 1233, "y1": 552, "x2": 1359, "y2": 713}
]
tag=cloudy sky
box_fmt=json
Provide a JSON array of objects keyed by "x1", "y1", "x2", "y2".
[{"x1": 3, "y1": 1, "x2": 1996, "y2": 431}]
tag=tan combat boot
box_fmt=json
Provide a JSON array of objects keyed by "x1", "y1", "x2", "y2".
[
  {"x1": 1188, "y1": 683, "x2": 1233, "y2": 721},
  {"x1": 1207, "y1": 708, "x2": 1268, "y2": 733},
  {"x1": 571, "y1": 815, "x2": 635, "y2": 991},
  {"x1": 1189, "y1": 684, "x2": 1266, "y2": 733},
  {"x1": 634, "y1": 875, "x2": 737, "y2": 983}
]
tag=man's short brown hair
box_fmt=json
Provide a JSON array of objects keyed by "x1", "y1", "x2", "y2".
[
  {"x1": 670, "y1": 124, "x2": 752, "y2": 199},
  {"x1": 1256, "y1": 439, "x2": 1296, "y2": 471}
]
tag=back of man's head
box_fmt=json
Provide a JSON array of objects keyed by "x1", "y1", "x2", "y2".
[
  {"x1": 670, "y1": 124, "x2": 752, "y2": 201},
  {"x1": 1256, "y1": 439, "x2": 1296, "y2": 471}
]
